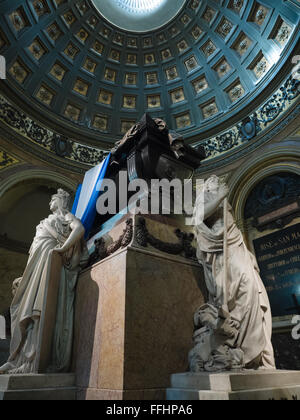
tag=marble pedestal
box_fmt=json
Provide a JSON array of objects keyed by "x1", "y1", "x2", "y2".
[
  {"x1": 73, "y1": 214, "x2": 206, "y2": 400},
  {"x1": 167, "y1": 371, "x2": 300, "y2": 400},
  {"x1": 0, "y1": 374, "x2": 76, "y2": 400}
]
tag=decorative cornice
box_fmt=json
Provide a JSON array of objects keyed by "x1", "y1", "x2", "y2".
[
  {"x1": 0, "y1": 94, "x2": 109, "y2": 169},
  {"x1": 196, "y1": 74, "x2": 300, "y2": 171},
  {"x1": 0, "y1": 168, "x2": 78, "y2": 199},
  {"x1": 1, "y1": 73, "x2": 299, "y2": 173}
]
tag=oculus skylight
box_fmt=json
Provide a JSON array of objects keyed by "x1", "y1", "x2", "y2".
[{"x1": 92, "y1": 0, "x2": 186, "y2": 32}]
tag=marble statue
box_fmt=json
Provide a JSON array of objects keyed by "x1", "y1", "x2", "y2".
[
  {"x1": 0, "y1": 189, "x2": 87, "y2": 374},
  {"x1": 189, "y1": 176, "x2": 275, "y2": 372}
]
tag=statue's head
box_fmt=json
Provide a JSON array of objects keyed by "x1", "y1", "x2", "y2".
[
  {"x1": 204, "y1": 175, "x2": 220, "y2": 194},
  {"x1": 50, "y1": 189, "x2": 70, "y2": 213}
]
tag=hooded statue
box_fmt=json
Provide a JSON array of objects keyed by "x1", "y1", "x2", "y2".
[{"x1": 189, "y1": 176, "x2": 275, "y2": 372}]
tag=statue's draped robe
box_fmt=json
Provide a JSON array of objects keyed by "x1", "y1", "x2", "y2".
[
  {"x1": 3, "y1": 213, "x2": 82, "y2": 374},
  {"x1": 195, "y1": 203, "x2": 275, "y2": 368}
]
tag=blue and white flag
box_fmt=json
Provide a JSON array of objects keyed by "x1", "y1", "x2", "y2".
[{"x1": 72, "y1": 154, "x2": 111, "y2": 238}]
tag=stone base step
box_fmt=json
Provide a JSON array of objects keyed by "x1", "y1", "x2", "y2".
[
  {"x1": 0, "y1": 374, "x2": 76, "y2": 400},
  {"x1": 167, "y1": 385, "x2": 300, "y2": 401},
  {"x1": 167, "y1": 370, "x2": 300, "y2": 401}
]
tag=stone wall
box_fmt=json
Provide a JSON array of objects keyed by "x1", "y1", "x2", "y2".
[
  {"x1": 0, "y1": 339, "x2": 10, "y2": 366},
  {"x1": 272, "y1": 332, "x2": 300, "y2": 371},
  {"x1": 0, "y1": 248, "x2": 27, "y2": 315}
]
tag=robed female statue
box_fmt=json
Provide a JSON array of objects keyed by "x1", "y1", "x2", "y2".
[
  {"x1": 189, "y1": 176, "x2": 275, "y2": 372},
  {"x1": 0, "y1": 189, "x2": 87, "y2": 374}
]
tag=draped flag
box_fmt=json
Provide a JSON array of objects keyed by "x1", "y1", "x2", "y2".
[{"x1": 71, "y1": 154, "x2": 111, "y2": 238}]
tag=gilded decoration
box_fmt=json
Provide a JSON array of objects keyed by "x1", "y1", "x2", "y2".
[{"x1": 0, "y1": 149, "x2": 19, "y2": 170}]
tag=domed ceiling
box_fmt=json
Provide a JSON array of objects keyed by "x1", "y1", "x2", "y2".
[{"x1": 0, "y1": 0, "x2": 299, "y2": 160}]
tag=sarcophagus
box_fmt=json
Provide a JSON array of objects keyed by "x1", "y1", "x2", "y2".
[{"x1": 90, "y1": 114, "x2": 205, "y2": 235}]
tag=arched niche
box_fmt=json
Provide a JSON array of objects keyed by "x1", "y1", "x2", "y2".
[
  {"x1": 0, "y1": 169, "x2": 77, "y2": 316},
  {"x1": 228, "y1": 141, "x2": 300, "y2": 238},
  {"x1": 226, "y1": 142, "x2": 300, "y2": 369},
  {"x1": 227, "y1": 141, "x2": 300, "y2": 318}
]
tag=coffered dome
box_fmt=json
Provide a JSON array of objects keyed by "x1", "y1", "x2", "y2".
[{"x1": 0, "y1": 0, "x2": 299, "y2": 168}]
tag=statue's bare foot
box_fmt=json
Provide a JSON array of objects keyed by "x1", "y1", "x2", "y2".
[{"x1": 0, "y1": 362, "x2": 14, "y2": 374}]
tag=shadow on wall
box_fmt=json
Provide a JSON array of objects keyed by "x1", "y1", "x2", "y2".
[
  {"x1": 0, "y1": 250, "x2": 28, "y2": 315},
  {"x1": 0, "y1": 184, "x2": 57, "y2": 244},
  {"x1": 0, "y1": 183, "x2": 57, "y2": 315}
]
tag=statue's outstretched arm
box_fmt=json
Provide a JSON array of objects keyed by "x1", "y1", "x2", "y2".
[
  {"x1": 202, "y1": 184, "x2": 229, "y2": 221},
  {"x1": 55, "y1": 214, "x2": 85, "y2": 254}
]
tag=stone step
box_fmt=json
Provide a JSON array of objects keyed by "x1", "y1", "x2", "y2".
[
  {"x1": 170, "y1": 370, "x2": 300, "y2": 392},
  {"x1": 0, "y1": 374, "x2": 75, "y2": 391},
  {"x1": 167, "y1": 385, "x2": 300, "y2": 401},
  {"x1": 0, "y1": 387, "x2": 76, "y2": 401},
  {"x1": 0, "y1": 374, "x2": 76, "y2": 400}
]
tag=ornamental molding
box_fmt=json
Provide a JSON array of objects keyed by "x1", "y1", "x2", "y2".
[
  {"x1": 0, "y1": 148, "x2": 19, "y2": 170},
  {"x1": 0, "y1": 73, "x2": 299, "y2": 174},
  {"x1": 0, "y1": 94, "x2": 109, "y2": 169},
  {"x1": 196, "y1": 74, "x2": 300, "y2": 172}
]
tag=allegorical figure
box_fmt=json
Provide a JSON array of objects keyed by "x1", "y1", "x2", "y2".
[
  {"x1": 0, "y1": 189, "x2": 87, "y2": 374},
  {"x1": 189, "y1": 176, "x2": 275, "y2": 372}
]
